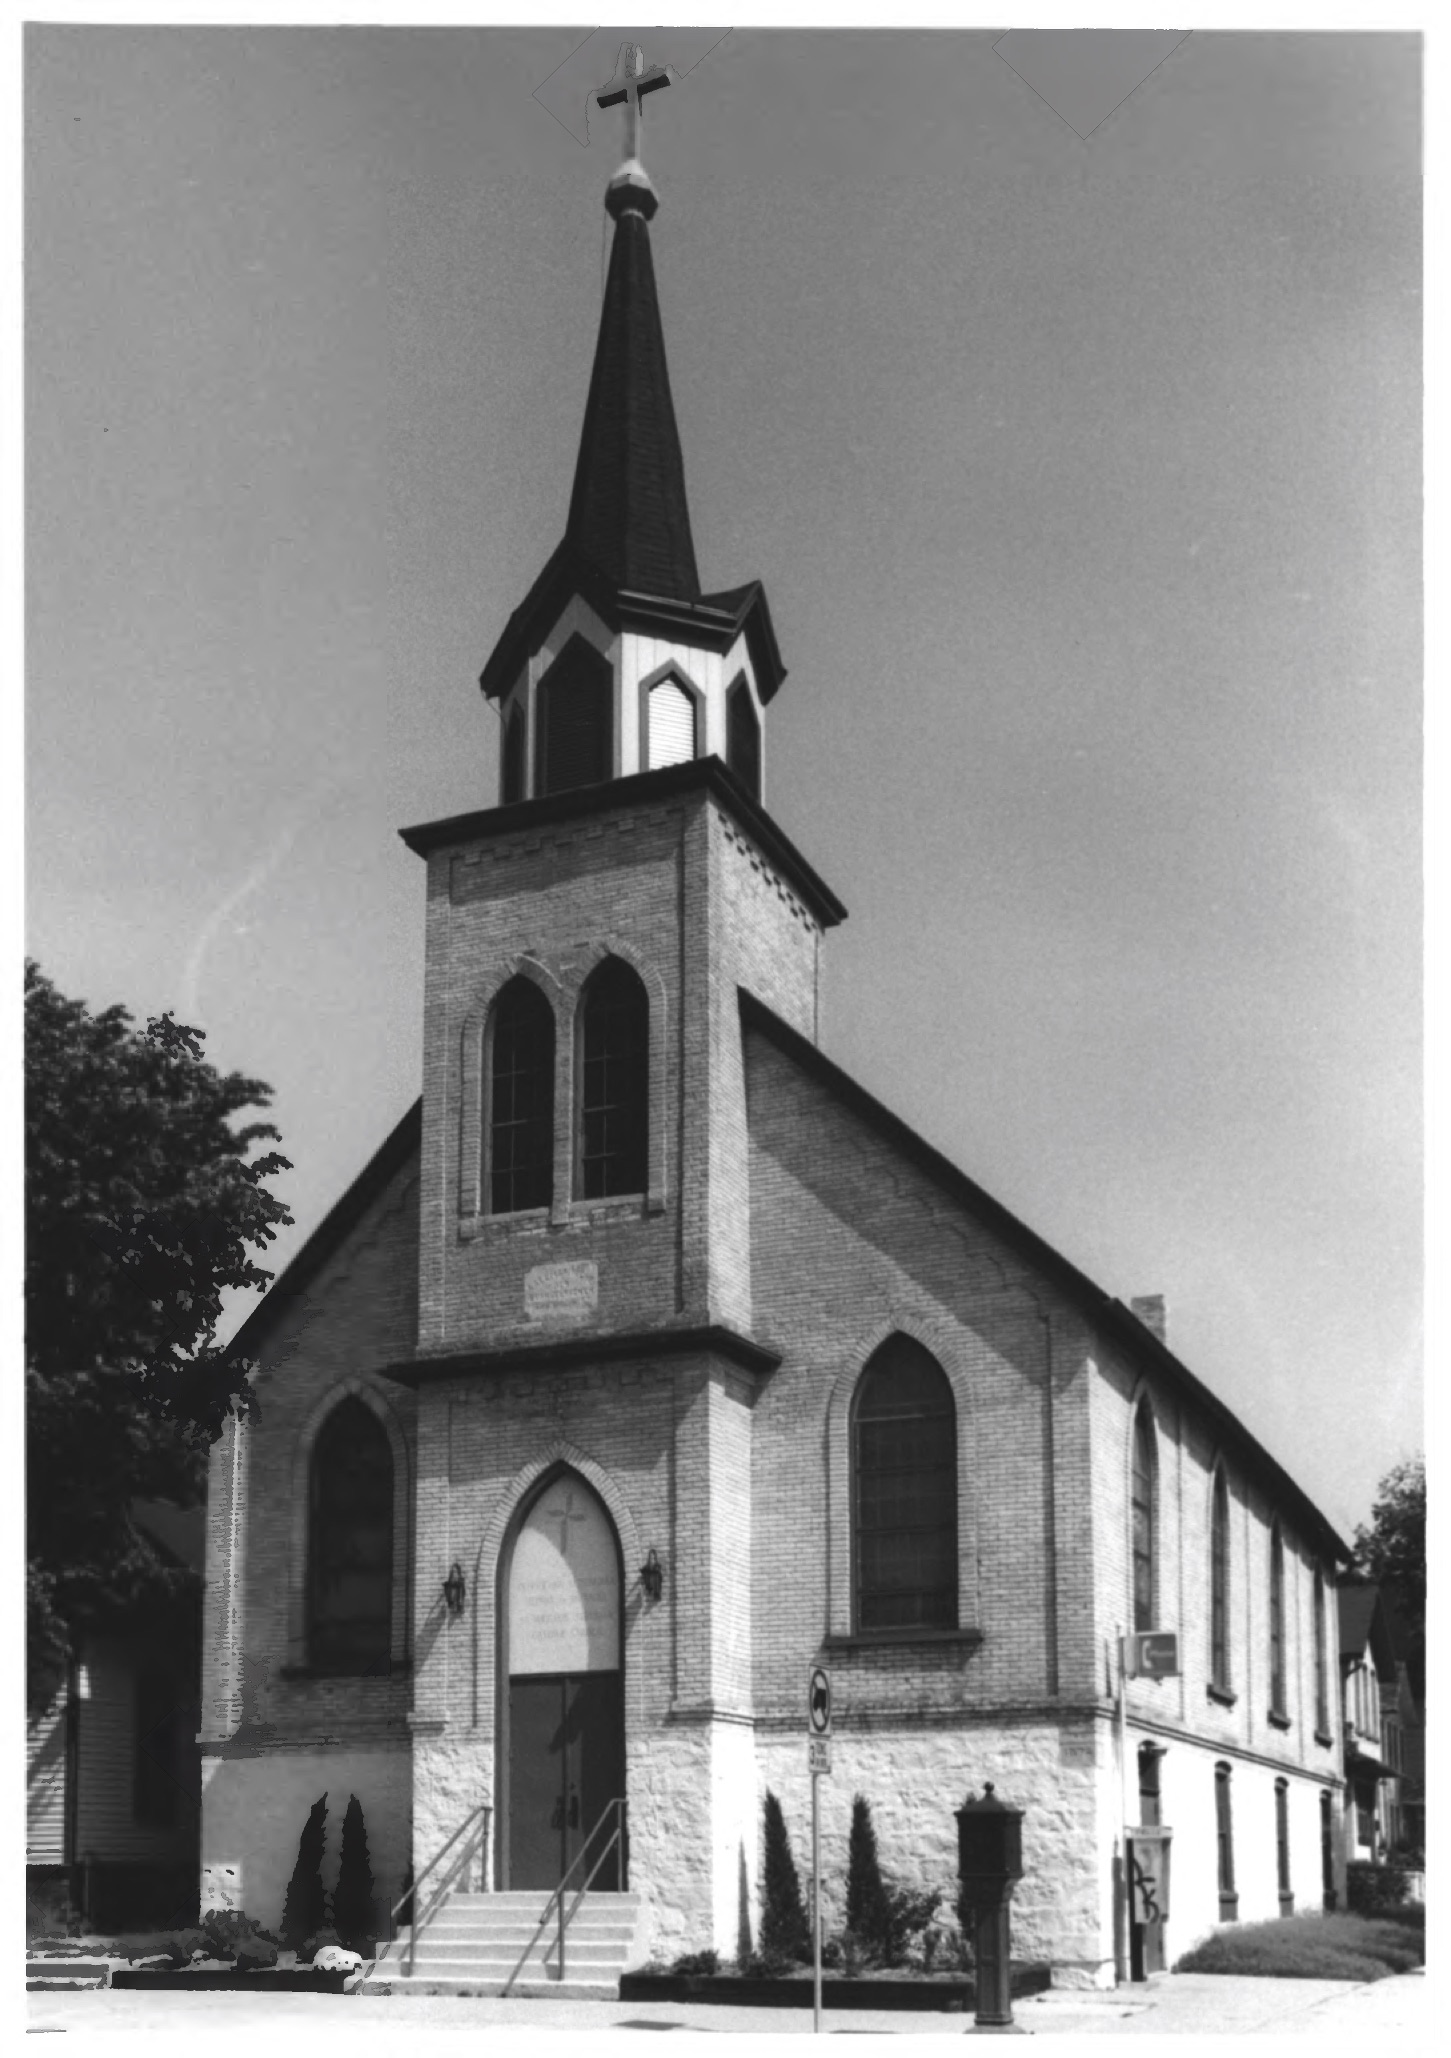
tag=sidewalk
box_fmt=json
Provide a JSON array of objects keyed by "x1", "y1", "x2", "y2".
[{"x1": 25, "y1": 1967, "x2": 1430, "y2": 2038}]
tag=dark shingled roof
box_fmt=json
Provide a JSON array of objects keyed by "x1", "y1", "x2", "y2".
[{"x1": 566, "y1": 206, "x2": 699, "y2": 602}]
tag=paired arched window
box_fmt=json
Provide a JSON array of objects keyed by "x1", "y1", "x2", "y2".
[
  {"x1": 308, "y1": 1397, "x2": 393, "y2": 1675},
  {"x1": 487, "y1": 978, "x2": 556, "y2": 1214},
  {"x1": 727, "y1": 675, "x2": 761, "y2": 803},
  {"x1": 853, "y1": 1337, "x2": 957, "y2": 1633},
  {"x1": 1210, "y1": 1467, "x2": 1231, "y2": 1690},
  {"x1": 1269, "y1": 1523, "x2": 1286, "y2": 1716},
  {"x1": 1313, "y1": 1568, "x2": 1329, "y2": 1734},
  {"x1": 577, "y1": 959, "x2": 649, "y2": 1198},
  {"x1": 501, "y1": 704, "x2": 525, "y2": 805},
  {"x1": 1131, "y1": 1403, "x2": 1158, "y2": 1633},
  {"x1": 536, "y1": 637, "x2": 612, "y2": 796}
]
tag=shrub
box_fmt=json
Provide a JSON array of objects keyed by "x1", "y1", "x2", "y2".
[
  {"x1": 1175, "y1": 1912, "x2": 1424, "y2": 1981},
  {"x1": 298, "y1": 1927, "x2": 342, "y2": 1966},
  {"x1": 759, "y1": 1791, "x2": 811, "y2": 1965},
  {"x1": 200, "y1": 1909, "x2": 275, "y2": 1960},
  {"x1": 233, "y1": 1933, "x2": 279, "y2": 1973},
  {"x1": 1347, "y1": 1862, "x2": 1416, "y2": 1917},
  {"x1": 669, "y1": 1948, "x2": 719, "y2": 1976},
  {"x1": 280, "y1": 1794, "x2": 330, "y2": 1949},
  {"x1": 844, "y1": 1797, "x2": 940, "y2": 1967},
  {"x1": 332, "y1": 1794, "x2": 376, "y2": 1953}
]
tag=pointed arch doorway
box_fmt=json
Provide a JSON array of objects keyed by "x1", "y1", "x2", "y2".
[{"x1": 500, "y1": 1469, "x2": 625, "y2": 1890}]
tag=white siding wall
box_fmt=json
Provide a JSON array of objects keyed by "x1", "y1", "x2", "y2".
[{"x1": 27, "y1": 1687, "x2": 67, "y2": 1865}]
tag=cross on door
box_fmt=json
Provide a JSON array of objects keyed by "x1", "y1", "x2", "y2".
[{"x1": 544, "y1": 1486, "x2": 589, "y2": 1559}]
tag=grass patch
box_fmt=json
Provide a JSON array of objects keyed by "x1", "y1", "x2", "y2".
[{"x1": 1175, "y1": 1912, "x2": 1425, "y2": 1982}]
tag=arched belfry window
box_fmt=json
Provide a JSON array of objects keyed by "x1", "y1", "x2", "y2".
[
  {"x1": 488, "y1": 978, "x2": 555, "y2": 1215},
  {"x1": 1131, "y1": 1403, "x2": 1158, "y2": 1633},
  {"x1": 577, "y1": 959, "x2": 648, "y2": 1199},
  {"x1": 726, "y1": 674, "x2": 761, "y2": 803},
  {"x1": 853, "y1": 1336, "x2": 957, "y2": 1633},
  {"x1": 1210, "y1": 1467, "x2": 1231, "y2": 1690},
  {"x1": 649, "y1": 676, "x2": 696, "y2": 769},
  {"x1": 1269, "y1": 1522, "x2": 1286, "y2": 1716},
  {"x1": 501, "y1": 704, "x2": 525, "y2": 805},
  {"x1": 536, "y1": 637, "x2": 612, "y2": 796},
  {"x1": 309, "y1": 1398, "x2": 393, "y2": 1675}
]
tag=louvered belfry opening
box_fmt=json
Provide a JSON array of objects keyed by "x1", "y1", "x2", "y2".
[
  {"x1": 853, "y1": 1336, "x2": 958, "y2": 1632},
  {"x1": 578, "y1": 958, "x2": 649, "y2": 1199},
  {"x1": 648, "y1": 676, "x2": 696, "y2": 767},
  {"x1": 488, "y1": 977, "x2": 556, "y2": 1214},
  {"x1": 726, "y1": 674, "x2": 761, "y2": 802},
  {"x1": 309, "y1": 1397, "x2": 394, "y2": 1675},
  {"x1": 536, "y1": 637, "x2": 613, "y2": 796}
]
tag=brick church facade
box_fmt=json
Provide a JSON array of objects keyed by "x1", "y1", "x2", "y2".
[{"x1": 199, "y1": 121, "x2": 1350, "y2": 1986}]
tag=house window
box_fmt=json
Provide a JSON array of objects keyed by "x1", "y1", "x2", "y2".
[
  {"x1": 501, "y1": 704, "x2": 525, "y2": 804},
  {"x1": 536, "y1": 637, "x2": 612, "y2": 796},
  {"x1": 134, "y1": 1668, "x2": 180, "y2": 1827},
  {"x1": 1269, "y1": 1523, "x2": 1286, "y2": 1716},
  {"x1": 1275, "y1": 1779, "x2": 1293, "y2": 1912},
  {"x1": 1131, "y1": 1403, "x2": 1157, "y2": 1633},
  {"x1": 1210, "y1": 1467, "x2": 1231, "y2": 1689},
  {"x1": 726, "y1": 674, "x2": 761, "y2": 803},
  {"x1": 308, "y1": 1398, "x2": 393, "y2": 1675},
  {"x1": 487, "y1": 977, "x2": 555, "y2": 1215},
  {"x1": 649, "y1": 677, "x2": 696, "y2": 768},
  {"x1": 1215, "y1": 1762, "x2": 1238, "y2": 1919},
  {"x1": 853, "y1": 1336, "x2": 957, "y2": 1633},
  {"x1": 1313, "y1": 1569, "x2": 1329, "y2": 1734},
  {"x1": 577, "y1": 958, "x2": 648, "y2": 1199}
]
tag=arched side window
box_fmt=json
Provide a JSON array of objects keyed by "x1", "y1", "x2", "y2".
[
  {"x1": 309, "y1": 1398, "x2": 394, "y2": 1675},
  {"x1": 487, "y1": 977, "x2": 555, "y2": 1215},
  {"x1": 536, "y1": 636, "x2": 612, "y2": 796},
  {"x1": 577, "y1": 958, "x2": 648, "y2": 1199},
  {"x1": 1269, "y1": 1522, "x2": 1286, "y2": 1716},
  {"x1": 853, "y1": 1336, "x2": 957, "y2": 1633},
  {"x1": 1131, "y1": 1403, "x2": 1158, "y2": 1634},
  {"x1": 501, "y1": 704, "x2": 525, "y2": 805},
  {"x1": 649, "y1": 677, "x2": 697, "y2": 768},
  {"x1": 726, "y1": 674, "x2": 761, "y2": 803},
  {"x1": 1210, "y1": 1467, "x2": 1231, "y2": 1691},
  {"x1": 1313, "y1": 1568, "x2": 1329, "y2": 1735}
]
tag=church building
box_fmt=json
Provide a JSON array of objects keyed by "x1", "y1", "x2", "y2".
[{"x1": 199, "y1": 87, "x2": 1351, "y2": 1989}]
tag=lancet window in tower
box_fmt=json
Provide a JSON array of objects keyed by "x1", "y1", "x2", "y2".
[
  {"x1": 577, "y1": 958, "x2": 648, "y2": 1199},
  {"x1": 536, "y1": 637, "x2": 613, "y2": 796},
  {"x1": 853, "y1": 1336, "x2": 957, "y2": 1632},
  {"x1": 308, "y1": 1397, "x2": 393, "y2": 1675},
  {"x1": 726, "y1": 674, "x2": 761, "y2": 802},
  {"x1": 1210, "y1": 1466, "x2": 1232, "y2": 1689},
  {"x1": 501, "y1": 703, "x2": 525, "y2": 805},
  {"x1": 488, "y1": 978, "x2": 556, "y2": 1214},
  {"x1": 648, "y1": 676, "x2": 696, "y2": 768}
]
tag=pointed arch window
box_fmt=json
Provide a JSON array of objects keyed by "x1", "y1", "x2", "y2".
[
  {"x1": 577, "y1": 958, "x2": 648, "y2": 1199},
  {"x1": 309, "y1": 1397, "x2": 394, "y2": 1675},
  {"x1": 1275, "y1": 1778, "x2": 1293, "y2": 1912},
  {"x1": 853, "y1": 1336, "x2": 957, "y2": 1633},
  {"x1": 1210, "y1": 1467, "x2": 1231, "y2": 1691},
  {"x1": 726, "y1": 674, "x2": 761, "y2": 803},
  {"x1": 501, "y1": 704, "x2": 525, "y2": 805},
  {"x1": 1269, "y1": 1522, "x2": 1287, "y2": 1717},
  {"x1": 1313, "y1": 1568, "x2": 1330, "y2": 1735},
  {"x1": 487, "y1": 978, "x2": 555, "y2": 1215},
  {"x1": 536, "y1": 637, "x2": 612, "y2": 796},
  {"x1": 1131, "y1": 1402, "x2": 1158, "y2": 1634},
  {"x1": 649, "y1": 677, "x2": 697, "y2": 768},
  {"x1": 1215, "y1": 1762, "x2": 1238, "y2": 1918}
]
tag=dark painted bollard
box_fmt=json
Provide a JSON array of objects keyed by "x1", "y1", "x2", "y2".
[{"x1": 956, "y1": 1784, "x2": 1025, "y2": 2033}]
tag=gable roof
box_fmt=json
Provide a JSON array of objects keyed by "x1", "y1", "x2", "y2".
[
  {"x1": 1338, "y1": 1579, "x2": 1397, "y2": 1672},
  {"x1": 225, "y1": 1099, "x2": 421, "y2": 1362},
  {"x1": 740, "y1": 988, "x2": 1352, "y2": 1567}
]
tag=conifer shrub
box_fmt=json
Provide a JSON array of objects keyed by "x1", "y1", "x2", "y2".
[
  {"x1": 845, "y1": 1795, "x2": 942, "y2": 1967},
  {"x1": 280, "y1": 1794, "x2": 330, "y2": 1949},
  {"x1": 332, "y1": 1794, "x2": 377, "y2": 1952},
  {"x1": 736, "y1": 1840, "x2": 753, "y2": 1969},
  {"x1": 759, "y1": 1790, "x2": 811, "y2": 1967}
]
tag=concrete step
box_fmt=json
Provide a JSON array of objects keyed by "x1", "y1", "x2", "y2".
[{"x1": 360, "y1": 1974, "x2": 619, "y2": 2000}]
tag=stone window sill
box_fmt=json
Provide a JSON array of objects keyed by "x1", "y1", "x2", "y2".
[
  {"x1": 1267, "y1": 1708, "x2": 1292, "y2": 1731},
  {"x1": 1314, "y1": 1728, "x2": 1335, "y2": 1748},
  {"x1": 459, "y1": 1206, "x2": 551, "y2": 1242},
  {"x1": 1207, "y1": 1681, "x2": 1237, "y2": 1707},
  {"x1": 824, "y1": 1628, "x2": 984, "y2": 1653}
]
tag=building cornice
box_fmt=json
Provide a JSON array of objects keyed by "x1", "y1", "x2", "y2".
[{"x1": 380, "y1": 1321, "x2": 782, "y2": 1389}]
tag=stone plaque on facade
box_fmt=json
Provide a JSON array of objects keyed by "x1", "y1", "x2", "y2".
[
  {"x1": 524, "y1": 1260, "x2": 599, "y2": 1321},
  {"x1": 1059, "y1": 1732, "x2": 1097, "y2": 1769},
  {"x1": 508, "y1": 1478, "x2": 620, "y2": 1675}
]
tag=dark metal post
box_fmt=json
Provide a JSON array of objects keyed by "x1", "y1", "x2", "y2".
[{"x1": 955, "y1": 1784, "x2": 1026, "y2": 2034}]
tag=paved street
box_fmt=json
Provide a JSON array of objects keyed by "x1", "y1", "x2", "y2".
[{"x1": 25, "y1": 1967, "x2": 1430, "y2": 2040}]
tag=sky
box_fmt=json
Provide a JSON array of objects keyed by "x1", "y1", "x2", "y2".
[{"x1": 23, "y1": 24, "x2": 1421, "y2": 1544}]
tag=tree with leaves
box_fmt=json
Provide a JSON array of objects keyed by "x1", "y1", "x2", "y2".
[
  {"x1": 25, "y1": 961, "x2": 292, "y2": 1711},
  {"x1": 1354, "y1": 1456, "x2": 1425, "y2": 1702},
  {"x1": 759, "y1": 1790, "x2": 811, "y2": 1966}
]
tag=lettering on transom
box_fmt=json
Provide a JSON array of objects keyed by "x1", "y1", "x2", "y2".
[{"x1": 508, "y1": 1477, "x2": 620, "y2": 1675}]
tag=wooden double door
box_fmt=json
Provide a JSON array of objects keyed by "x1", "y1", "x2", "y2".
[{"x1": 508, "y1": 1670, "x2": 624, "y2": 1890}]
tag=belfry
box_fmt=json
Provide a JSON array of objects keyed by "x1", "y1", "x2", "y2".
[{"x1": 199, "y1": 62, "x2": 1352, "y2": 1989}]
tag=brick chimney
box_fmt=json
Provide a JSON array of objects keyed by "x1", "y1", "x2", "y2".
[{"x1": 1130, "y1": 1294, "x2": 1167, "y2": 1345}]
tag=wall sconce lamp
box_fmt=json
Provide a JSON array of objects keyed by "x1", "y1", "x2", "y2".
[
  {"x1": 442, "y1": 1561, "x2": 467, "y2": 1619},
  {"x1": 640, "y1": 1547, "x2": 664, "y2": 1603}
]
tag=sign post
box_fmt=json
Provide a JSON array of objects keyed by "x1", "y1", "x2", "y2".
[
  {"x1": 808, "y1": 1667, "x2": 831, "y2": 2033},
  {"x1": 1118, "y1": 1630, "x2": 1179, "y2": 1982}
]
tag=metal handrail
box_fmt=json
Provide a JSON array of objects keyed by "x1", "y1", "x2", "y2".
[
  {"x1": 358, "y1": 1800, "x2": 492, "y2": 1985},
  {"x1": 502, "y1": 1796, "x2": 626, "y2": 1995}
]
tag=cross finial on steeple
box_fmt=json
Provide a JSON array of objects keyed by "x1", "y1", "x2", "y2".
[{"x1": 596, "y1": 43, "x2": 670, "y2": 220}]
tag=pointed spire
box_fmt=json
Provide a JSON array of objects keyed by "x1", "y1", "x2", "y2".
[{"x1": 563, "y1": 178, "x2": 700, "y2": 604}]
